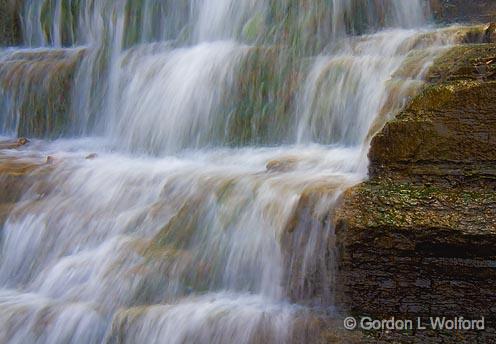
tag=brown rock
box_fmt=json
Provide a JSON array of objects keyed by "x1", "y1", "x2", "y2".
[
  {"x1": 486, "y1": 23, "x2": 496, "y2": 43},
  {"x1": 17, "y1": 137, "x2": 29, "y2": 146},
  {"x1": 85, "y1": 153, "x2": 98, "y2": 160},
  {"x1": 430, "y1": 0, "x2": 496, "y2": 23},
  {"x1": 0, "y1": 147, "x2": 48, "y2": 203},
  {"x1": 0, "y1": 138, "x2": 29, "y2": 150},
  {"x1": 266, "y1": 157, "x2": 298, "y2": 173},
  {"x1": 369, "y1": 44, "x2": 496, "y2": 182},
  {"x1": 335, "y1": 37, "x2": 496, "y2": 342}
]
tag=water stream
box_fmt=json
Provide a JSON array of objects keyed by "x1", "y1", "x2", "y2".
[{"x1": 0, "y1": 1, "x2": 468, "y2": 343}]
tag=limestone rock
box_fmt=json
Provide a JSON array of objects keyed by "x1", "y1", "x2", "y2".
[
  {"x1": 369, "y1": 44, "x2": 496, "y2": 183},
  {"x1": 335, "y1": 34, "x2": 496, "y2": 343},
  {"x1": 430, "y1": 0, "x2": 496, "y2": 23}
]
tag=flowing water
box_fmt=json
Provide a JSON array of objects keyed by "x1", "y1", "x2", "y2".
[{"x1": 0, "y1": 1, "x2": 472, "y2": 343}]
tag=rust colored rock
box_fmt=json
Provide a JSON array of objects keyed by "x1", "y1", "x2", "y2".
[
  {"x1": 17, "y1": 137, "x2": 29, "y2": 146},
  {"x1": 0, "y1": 145, "x2": 50, "y2": 204}
]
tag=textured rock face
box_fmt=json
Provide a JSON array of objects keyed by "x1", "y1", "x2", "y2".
[
  {"x1": 370, "y1": 43, "x2": 496, "y2": 184},
  {"x1": 0, "y1": 0, "x2": 21, "y2": 46},
  {"x1": 337, "y1": 182, "x2": 496, "y2": 306},
  {"x1": 0, "y1": 48, "x2": 85, "y2": 137},
  {"x1": 336, "y1": 35, "x2": 496, "y2": 341},
  {"x1": 430, "y1": 0, "x2": 496, "y2": 23},
  {"x1": 0, "y1": 139, "x2": 51, "y2": 225}
]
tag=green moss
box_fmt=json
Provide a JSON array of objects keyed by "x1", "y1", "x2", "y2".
[
  {"x1": 242, "y1": 13, "x2": 265, "y2": 42},
  {"x1": 60, "y1": 0, "x2": 81, "y2": 45},
  {"x1": 426, "y1": 44, "x2": 496, "y2": 82},
  {"x1": 151, "y1": 202, "x2": 200, "y2": 251},
  {"x1": 396, "y1": 80, "x2": 478, "y2": 119},
  {"x1": 225, "y1": 46, "x2": 300, "y2": 146},
  {"x1": 124, "y1": 0, "x2": 144, "y2": 48},
  {"x1": 342, "y1": 180, "x2": 496, "y2": 233}
]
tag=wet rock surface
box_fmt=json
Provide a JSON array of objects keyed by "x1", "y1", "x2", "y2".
[
  {"x1": 430, "y1": 0, "x2": 496, "y2": 24},
  {"x1": 336, "y1": 36, "x2": 496, "y2": 342},
  {"x1": 0, "y1": 48, "x2": 86, "y2": 138},
  {"x1": 0, "y1": 0, "x2": 22, "y2": 46},
  {"x1": 0, "y1": 139, "x2": 51, "y2": 225},
  {"x1": 369, "y1": 43, "x2": 496, "y2": 184}
]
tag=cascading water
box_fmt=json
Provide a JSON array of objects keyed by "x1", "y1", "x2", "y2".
[{"x1": 0, "y1": 1, "x2": 471, "y2": 343}]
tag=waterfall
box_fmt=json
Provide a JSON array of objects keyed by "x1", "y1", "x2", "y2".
[{"x1": 0, "y1": 1, "x2": 467, "y2": 343}]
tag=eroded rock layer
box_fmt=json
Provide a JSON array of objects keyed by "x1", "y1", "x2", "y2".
[
  {"x1": 336, "y1": 31, "x2": 496, "y2": 343},
  {"x1": 430, "y1": 0, "x2": 496, "y2": 24}
]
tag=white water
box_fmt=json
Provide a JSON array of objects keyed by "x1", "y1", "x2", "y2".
[
  {"x1": 109, "y1": 41, "x2": 247, "y2": 154},
  {"x1": 0, "y1": 1, "x2": 467, "y2": 343}
]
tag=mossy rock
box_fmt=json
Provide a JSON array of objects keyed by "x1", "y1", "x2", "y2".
[
  {"x1": 370, "y1": 44, "x2": 496, "y2": 169},
  {"x1": 0, "y1": 48, "x2": 86, "y2": 138},
  {"x1": 226, "y1": 45, "x2": 301, "y2": 146},
  {"x1": 426, "y1": 43, "x2": 496, "y2": 82},
  {"x1": 336, "y1": 179, "x2": 496, "y2": 238}
]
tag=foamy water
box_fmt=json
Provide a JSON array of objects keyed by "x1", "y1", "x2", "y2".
[{"x1": 0, "y1": 1, "x2": 466, "y2": 342}]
